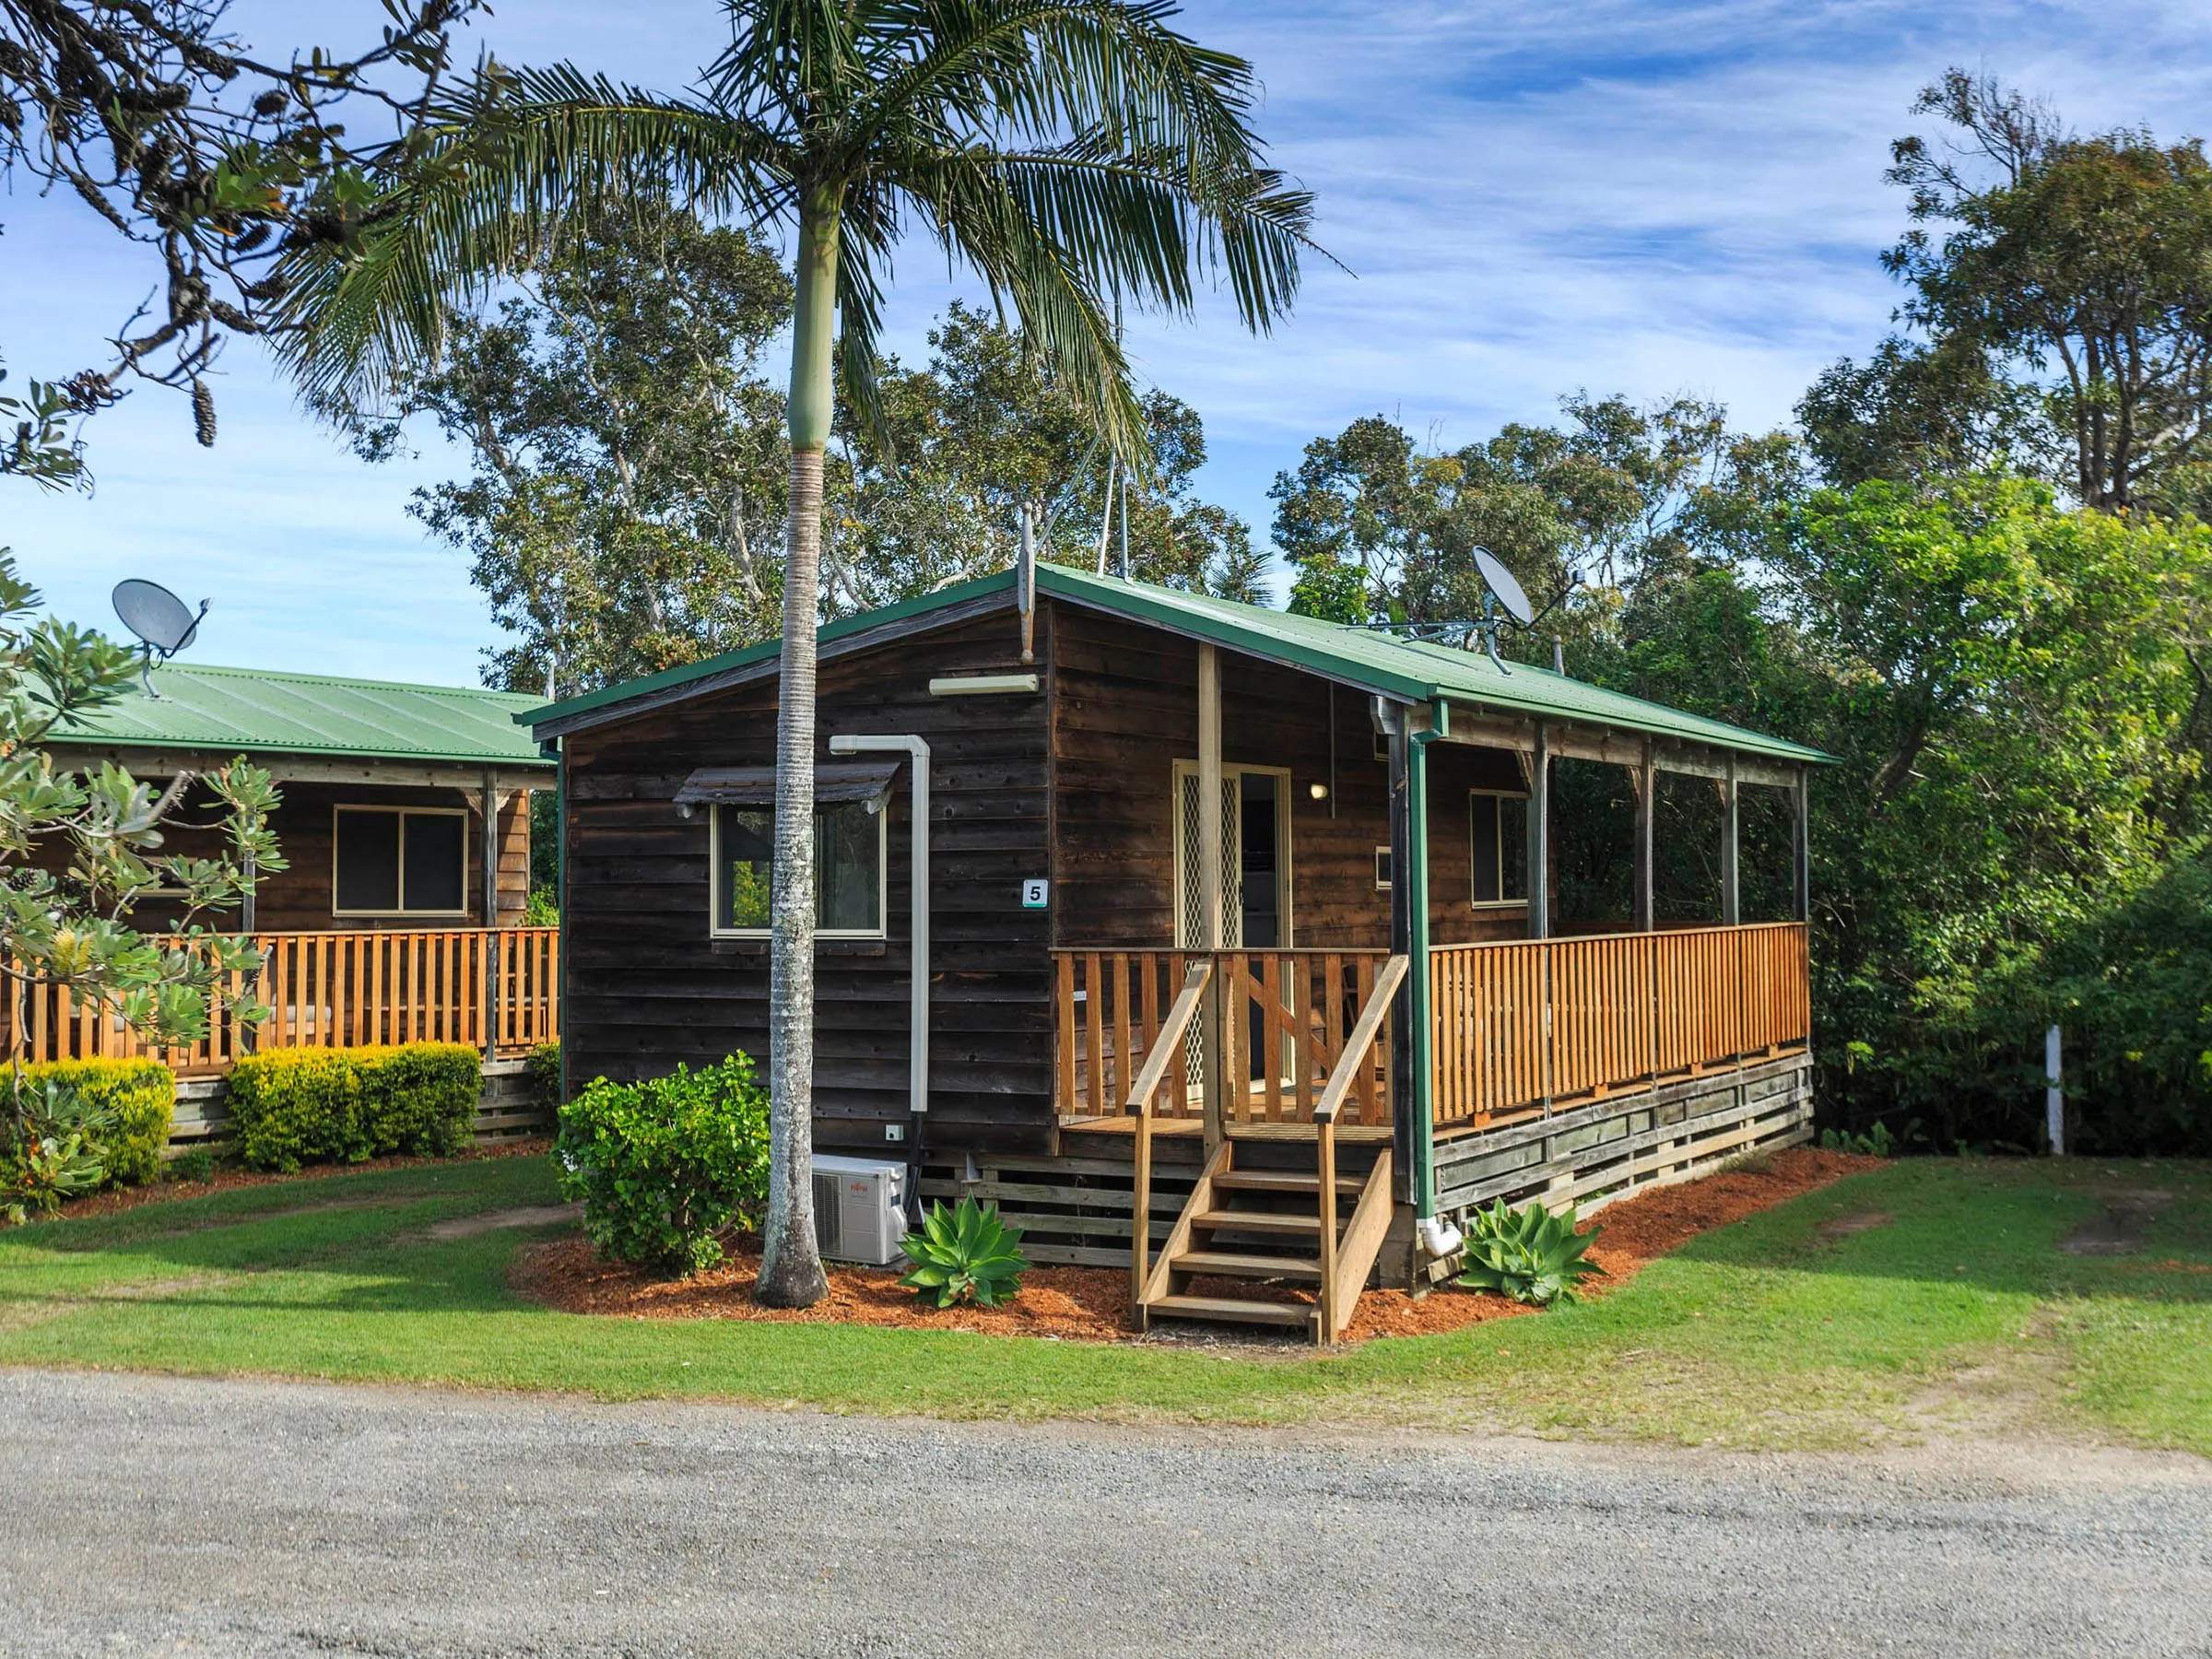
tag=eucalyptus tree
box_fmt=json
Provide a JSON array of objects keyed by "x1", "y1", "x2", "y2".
[
  {"x1": 835, "y1": 301, "x2": 1265, "y2": 608},
  {"x1": 279, "y1": 0, "x2": 1314, "y2": 1306},
  {"x1": 342, "y1": 202, "x2": 795, "y2": 697},
  {"x1": 1886, "y1": 69, "x2": 2212, "y2": 513}
]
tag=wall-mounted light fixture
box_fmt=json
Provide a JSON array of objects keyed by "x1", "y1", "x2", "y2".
[{"x1": 1308, "y1": 782, "x2": 1329, "y2": 802}]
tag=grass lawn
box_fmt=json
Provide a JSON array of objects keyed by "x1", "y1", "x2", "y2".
[{"x1": 1, "y1": 1152, "x2": 2206, "y2": 1453}]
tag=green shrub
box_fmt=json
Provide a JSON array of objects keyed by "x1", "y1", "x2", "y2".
[
  {"x1": 527, "y1": 1041, "x2": 562, "y2": 1112},
  {"x1": 554, "y1": 1055, "x2": 769, "y2": 1276},
  {"x1": 24, "y1": 1058, "x2": 173, "y2": 1187},
  {"x1": 228, "y1": 1050, "x2": 361, "y2": 1171},
  {"x1": 167, "y1": 1146, "x2": 216, "y2": 1182},
  {"x1": 899, "y1": 1197, "x2": 1029, "y2": 1308},
  {"x1": 2, "y1": 1077, "x2": 116, "y2": 1223},
  {"x1": 357, "y1": 1043, "x2": 480, "y2": 1158},
  {"x1": 1819, "y1": 1122, "x2": 1897, "y2": 1158},
  {"x1": 1456, "y1": 1199, "x2": 1606, "y2": 1307},
  {"x1": 228, "y1": 1043, "x2": 482, "y2": 1172}
]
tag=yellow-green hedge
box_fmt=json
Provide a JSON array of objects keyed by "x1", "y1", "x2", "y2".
[
  {"x1": 23, "y1": 1059, "x2": 174, "y2": 1187},
  {"x1": 227, "y1": 1043, "x2": 482, "y2": 1172}
]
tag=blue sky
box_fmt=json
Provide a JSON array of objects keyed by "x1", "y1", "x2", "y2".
[{"x1": 7, "y1": 0, "x2": 2212, "y2": 685}]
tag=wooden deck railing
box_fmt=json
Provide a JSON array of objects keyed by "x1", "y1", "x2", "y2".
[
  {"x1": 1429, "y1": 921, "x2": 1809, "y2": 1129},
  {"x1": 1053, "y1": 948, "x2": 1395, "y2": 1127},
  {"x1": 6, "y1": 926, "x2": 560, "y2": 1075}
]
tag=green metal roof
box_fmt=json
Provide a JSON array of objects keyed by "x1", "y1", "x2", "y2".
[
  {"x1": 56, "y1": 663, "x2": 555, "y2": 769},
  {"x1": 520, "y1": 565, "x2": 1830, "y2": 765}
]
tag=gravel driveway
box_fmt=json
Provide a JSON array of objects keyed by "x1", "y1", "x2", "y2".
[{"x1": 4, "y1": 1368, "x2": 2208, "y2": 1658}]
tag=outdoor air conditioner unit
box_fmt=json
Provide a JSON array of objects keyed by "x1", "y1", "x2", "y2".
[{"x1": 811, "y1": 1154, "x2": 910, "y2": 1265}]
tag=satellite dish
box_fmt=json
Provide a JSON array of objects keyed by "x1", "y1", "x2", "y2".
[
  {"x1": 1472, "y1": 549, "x2": 1534, "y2": 627},
  {"x1": 112, "y1": 579, "x2": 209, "y2": 699}
]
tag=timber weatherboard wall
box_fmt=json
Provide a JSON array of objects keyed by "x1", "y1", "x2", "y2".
[{"x1": 558, "y1": 608, "x2": 1059, "y2": 1157}]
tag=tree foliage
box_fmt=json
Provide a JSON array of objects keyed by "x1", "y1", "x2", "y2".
[
  {"x1": 1808, "y1": 69, "x2": 2212, "y2": 514},
  {"x1": 0, "y1": 0, "x2": 477, "y2": 477},
  {"x1": 1269, "y1": 395, "x2": 1794, "y2": 655},
  {"x1": 361, "y1": 227, "x2": 1265, "y2": 697},
  {"x1": 1771, "y1": 477, "x2": 2206, "y2": 1146},
  {"x1": 0, "y1": 553, "x2": 281, "y2": 1136},
  {"x1": 347, "y1": 201, "x2": 794, "y2": 697},
  {"x1": 835, "y1": 300, "x2": 1265, "y2": 611}
]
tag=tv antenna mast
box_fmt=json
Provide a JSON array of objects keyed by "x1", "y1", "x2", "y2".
[{"x1": 111, "y1": 579, "x2": 209, "y2": 700}]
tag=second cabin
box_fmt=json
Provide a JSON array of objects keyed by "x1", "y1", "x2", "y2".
[{"x1": 524, "y1": 564, "x2": 1829, "y2": 1340}]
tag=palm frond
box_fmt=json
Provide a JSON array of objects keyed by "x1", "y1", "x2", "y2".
[
  {"x1": 898, "y1": 147, "x2": 1146, "y2": 460},
  {"x1": 854, "y1": 0, "x2": 1320, "y2": 328},
  {"x1": 276, "y1": 66, "x2": 795, "y2": 409}
]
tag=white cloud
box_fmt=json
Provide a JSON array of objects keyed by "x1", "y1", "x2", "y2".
[{"x1": 7, "y1": 0, "x2": 2212, "y2": 675}]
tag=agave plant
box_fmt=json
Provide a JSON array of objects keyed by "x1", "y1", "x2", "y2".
[
  {"x1": 899, "y1": 1196, "x2": 1029, "y2": 1309},
  {"x1": 1456, "y1": 1199, "x2": 1605, "y2": 1307}
]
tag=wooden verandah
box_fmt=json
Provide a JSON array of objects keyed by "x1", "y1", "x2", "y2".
[
  {"x1": 1045, "y1": 923, "x2": 1811, "y2": 1343},
  {"x1": 1040, "y1": 637, "x2": 1818, "y2": 1341},
  {"x1": 5, "y1": 925, "x2": 560, "y2": 1075},
  {"x1": 1053, "y1": 921, "x2": 1811, "y2": 1139}
]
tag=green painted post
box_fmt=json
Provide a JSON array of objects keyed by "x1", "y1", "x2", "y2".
[
  {"x1": 554, "y1": 737, "x2": 569, "y2": 1110},
  {"x1": 1407, "y1": 700, "x2": 1443, "y2": 1219}
]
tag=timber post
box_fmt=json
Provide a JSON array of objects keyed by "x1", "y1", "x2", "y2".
[
  {"x1": 1384, "y1": 699, "x2": 1415, "y2": 1206},
  {"x1": 1197, "y1": 642, "x2": 1226, "y2": 1151},
  {"x1": 1526, "y1": 721, "x2": 1549, "y2": 940},
  {"x1": 1793, "y1": 762, "x2": 1811, "y2": 923},
  {"x1": 1634, "y1": 737, "x2": 1654, "y2": 933},
  {"x1": 1721, "y1": 756, "x2": 1740, "y2": 927},
  {"x1": 480, "y1": 767, "x2": 502, "y2": 1053},
  {"x1": 1406, "y1": 700, "x2": 1441, "y2": 1218}
]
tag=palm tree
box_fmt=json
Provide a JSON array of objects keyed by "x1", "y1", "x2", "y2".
[{"x1": 281, "y1": 0, "x2": 1315, "y2": 1306}]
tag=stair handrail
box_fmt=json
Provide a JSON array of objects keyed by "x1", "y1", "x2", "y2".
[
  {"x1": 1311, "y1": 952, "x2": 1407, "y2": 1341},
  {"x1": 1127, "y1": 960, "x2": 1213, "y2": 1310}
]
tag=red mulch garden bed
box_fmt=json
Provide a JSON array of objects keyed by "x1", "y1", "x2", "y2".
[{"x1": 513, "y1": 1146, "x2": 1886, "y2": 1347}]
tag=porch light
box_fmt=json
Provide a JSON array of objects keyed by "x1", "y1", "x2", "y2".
[{"x1": 1308, "y1": 782, "x2": 1329, "y2": 801}]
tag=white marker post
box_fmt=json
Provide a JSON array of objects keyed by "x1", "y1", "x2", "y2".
[{"x1": 2045, "y1": 1024, "x2": 2064, "y2": 1157}]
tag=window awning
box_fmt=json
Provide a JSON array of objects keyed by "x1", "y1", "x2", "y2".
[{"x1": 676, "y1": 759, "x2": 901, "y2": 808}]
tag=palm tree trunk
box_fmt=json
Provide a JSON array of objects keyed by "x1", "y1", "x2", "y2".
[{"x1": 756, "y1": 188, "x2": 841, "y2": 1309}]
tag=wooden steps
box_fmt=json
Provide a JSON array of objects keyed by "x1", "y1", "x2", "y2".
[
  {"x1": 1191, "y1": 1209, "x2": 1321, "y2": 1235},
  {"x1": 1136, "y1": 1136, "x2": 1395, "y2": 1345},
  {"x1": 1148, "y1": 1293, "x2": 1312, "y2": 1328},
  {"x1": 1213, "y1": 1171, "x2": 1361, "y2": 1197},
  {"x1": 1176, "y1": 1248, "x2": 1324, "y2": 1279}
]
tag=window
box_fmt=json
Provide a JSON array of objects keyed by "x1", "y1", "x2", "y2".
[
  {"x1": 712, "y1": 799, "x2": 885, "y2": 937},
  {"x1": 1374, "y1": 845, "x2": 1393, "y2": 890},
  {"x1": 1469, "y1": 790, "x2": 1530, "y2": 907},
  {"x1": 333, "y1": 807, "x2": 467, "y2": 915}
]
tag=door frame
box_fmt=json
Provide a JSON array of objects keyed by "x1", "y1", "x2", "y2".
[{"x1": 1170, "y1": 759, "x2": 1294, "y2": 949}]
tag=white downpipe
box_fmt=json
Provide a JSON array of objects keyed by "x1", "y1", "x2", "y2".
[
  {"x1": 1416, "y1": 1216, "x2": 1464, "y2": 1259},
  {"x1": 828, "y1": 734, "x2": 931, "y2": 1119}
]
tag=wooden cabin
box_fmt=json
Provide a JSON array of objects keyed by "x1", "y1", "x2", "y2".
[
  {"x1": 16, "y1": 663, "x2": 559, "y2": 1073},
  {"x1": 527, "y1": 566, "x2": 1828, "y2": 1339}
]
